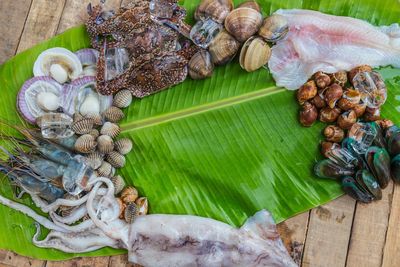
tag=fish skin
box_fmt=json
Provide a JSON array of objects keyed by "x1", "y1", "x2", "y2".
[
  {"x1": 127, "y1": 210, "x2": 297, "y2": 267},
  {"x1": 268, "y1": 9, "x2": 400, "y2": 90}
]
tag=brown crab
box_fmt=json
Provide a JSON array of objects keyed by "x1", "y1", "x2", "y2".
[{"x1": 86, "y1": 0, "x2": 198, "y2": 96}]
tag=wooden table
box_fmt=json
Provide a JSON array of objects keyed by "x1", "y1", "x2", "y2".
[{"x1": 1, "y1": 1, "x2": 400, "y2": 266}]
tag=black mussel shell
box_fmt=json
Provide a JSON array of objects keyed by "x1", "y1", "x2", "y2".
[
  {"x1": 354, "y1": 169, "x2": 382, "y2": 200},
  {"x1": 365, "y1": 146, "x2": 391, "y2": 189},
  {"x1": 370, "y1": 122, "x2": 387, "y2": 148},
  {"x1": 342, "y1": 176, "x2": 374, "y2": 203},
  {"x1": 314, "y1": 159, "x2": 355, "y2": 180},
  {"x1": 391, "y1": 154, "x2": 400, "y2": 184},
  {"x1": 387, "y1": 129, "x2": 400, "y2": 156}
]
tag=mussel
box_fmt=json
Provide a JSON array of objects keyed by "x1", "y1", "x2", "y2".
[
  {"x1": 354, "y1": 170, "x2": 382, "y2": 200},
  {"x1": 224, "y1": 7, "x2": 263, "y2": 43},
  {"x1": 341, "y1": 176, "x2": 374, "y2": 203},
  {"x1": 239, "y1": 36, "x2": 271, "y2": 72},
  {"x1": 391, "y1": 154, "x2": 400, "y2": 183},
  {"x1": 188, "y1": 50, "x2": 214, "y2": 80},
  {"x1": 314, "y1": 159, "x2": 354, "y2": 180},
  {"x1": 258, "y1": 14, "x2": 289, "y2": 42},
  {"x1": 365, "y1": 146, "x2": 391, "y2": 189},
  {"x1": 208, "y1": 30, "x2": 241, "y2": 65},
  {"x1": 387, "y1": 128, "x2": 400, "y2": 156}
]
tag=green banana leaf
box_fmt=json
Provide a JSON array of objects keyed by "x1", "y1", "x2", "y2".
[{"x1": 1, "y1": 0, "x2": 400, "y2": 261}]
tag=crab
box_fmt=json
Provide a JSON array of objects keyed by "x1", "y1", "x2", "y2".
[{"x1": 85, "y1": 0, "x2": 198, "y2": 96}]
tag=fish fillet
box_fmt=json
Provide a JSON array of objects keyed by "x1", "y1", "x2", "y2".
[{"x1": 268, "y1": 9, "x2": 400, "y2": 90}]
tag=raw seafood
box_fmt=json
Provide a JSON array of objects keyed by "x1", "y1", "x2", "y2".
[{"x1": 268, "y1": 9, "x2": 400, "y2": 89}]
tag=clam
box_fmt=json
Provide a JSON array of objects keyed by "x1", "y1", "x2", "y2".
[
  {"x1": 85, "y1": 152, "x2": 104, "y2": 170},
  {"x1": 225, "y1": 7, "x2": 263, "y2": 43},
  {"x1": 365, "y1": 146, "x2": 391, "y2": 189},
  {"x1": 100, "y1": 122, "x2": 121, "y2": 138},
  {"x1": 106, "y1": 151, "x2": 126, "y2": 168},
  {"x1": 113, "y1": 89, "x2": 132, "y2": 108},
  {"x1": 33, "y1": 47, "x2": 83, "y2": 84},
  {"x1": 89, "y1": 128, "x2": 100, "y2": 139},
  {"x1": 103, "y1": 106, "x2": 125, "y2": 123},
  {"x1": 258, "y1": 14, "x2": 289, "y2": 42},
  {"x1": 124, "y1": 202, "x2": 139, "y2": 224},
  {"x1": 71, "y1": 117, "x2": 94, "y2": 135},
  {"x1": 121, "y1": 186, "x2": 139, "y2": 204},
  {"x1": 341, "y1": 176, "x2": 374, "y2": 203},
  {"x1": 97, "y1": 135, "x2": 115, "y2": 154},
  {"x1": 135, "y1": 197, "x2": 149, "y2": 216},
  {"x1": 237, "y1": 1, "x2": 261, "y2": 12},
  {"x1": 111, "y1": 175, "x2": 126, "y2": 195},
  {"x1": 391, "y1": 154, "x2": 400, "y2": 184},
  {"x1": 314, "y1": 159, "x2": 354, "y2": 180},
  {"x1": 208, "y1": 30, "x2": 240, "y2": 65},
  {"x1": 85, "y1": 113, "x2": 103, "y2": 126},
  {"x1": 354, "y1": 170, "x2": 382, "y2": 200},
  {"x1": 194, "y1": 0, "x2": 234, "y2": 24},
  {"x1": 239, "y1": 36, "x2": 271, "y2": 72},
  {"x1": 74, "y1": 134, "x2": 97, "y2": 154},
  {"x1": 189, "y1": 50, "x2": 214, "y2": 80},
  {"x1": 115, "y1": 138, "x2": 133, "y2": 155},
  {"x1": 96, "y1": 161, "x2": 113, "y2": 177}
]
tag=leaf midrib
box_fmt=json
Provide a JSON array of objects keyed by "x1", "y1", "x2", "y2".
[{"x1": 121, "y1": 86, "x2": 285, "y2": 132}]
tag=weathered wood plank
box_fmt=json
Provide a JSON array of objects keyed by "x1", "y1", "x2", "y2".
[
  {"x1": 0, "y1": 0, "x2": 32, "y2": 64},
  {"x1": 46, "y1": 256, "x2": 110, "y2": 267},
  {"x1": 0, "y1": 251, "x2": 45, "y2": 267},
  {"x1": 277, "y1": 212, "x2": 310, "y2": 266},
  {"x1": 346, "y1": 182, "x2": 393, "y2": 267},
  {"x1": 108, "y1": 254, "x2": 140, "y2": 267},
  {"x1": 302, "y1": 196, "x2": 356, "y2": 267},
  {"x1": 382, "y1": 183, "x2": 400, "y2": 267},
  {"x1": 17, "y1": 0, "x2": 66, "y2": 53}
]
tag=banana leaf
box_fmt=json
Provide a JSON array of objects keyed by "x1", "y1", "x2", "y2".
[{"x1": 1, "y1": 0, "x2": 400, "y2": 261}]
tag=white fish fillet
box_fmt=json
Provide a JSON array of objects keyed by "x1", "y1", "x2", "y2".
[{"x1": 268, "y1": 9, "x2": 400, "y2": 90}]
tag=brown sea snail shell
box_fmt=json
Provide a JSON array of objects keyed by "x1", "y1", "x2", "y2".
[
  {"x1": 319, "y1": 107, "x2": 341, "y2": 123},
  {"x1": 376, "y1": 119, "x2": 394, "y2": 130},
  {"x1": 348, "y1": 65, "x2": 373, "y2": 82},
  {"x1": 313, "y1": 71, "x2": 331, "y2": 89},
  {"x1": 224, "y1": 7, "x2": 263, "y2": 43},
  {"x1": 353, "y1": 102, "x2": 367, "y2": 117},
  {"x1": 337, "y1": 88, "x2": 361, "y2": 110},
  {"x1": 324, "y1": 125, "x2": 345, "y2": 143},
  {"x1": 324, "y1": 84, "x2": 343, "y2": 108},
  {"x1": 321, "y1": 141, "x2": 341, "y2": 158},
  {"x1": 121, "y1": 186, "x2": 139, "y2": 204},
  {"x1": 188, "y1": 50, "x2": 214, "y2": 80},
  {"x1": 258, "y1": 14, "x2": 289, "y2": 43},
  {"x1": 195, "y1": 0, "x2": 234, "y2": 24},
  {"x1": 364, "y1": 107, "x2": 381, "y2": 122},
  {"x1": 237, "y1": 1, "x2": 261, "y2": 12},
  {"x1": 208, "y1": 30, "x2": 240, "y2": 65},
  {"x1": 311, "y1": 94, "x2": 326, "y2": 109},
  {"x1": 297, "y1": 80, "x2": 317, "y2": 105},
  {"x1": 239, "y1": 36, "x2": 271, "y2": 72},
  {"x1": 299, "y1": 102, "x2": 318, "y2": 127},
  {"x1": 330, "y1": 71, "x2": 348, "y2": 87},
  {"x1": 337, "y1": 110, "x2": 357, "y2": 130}
]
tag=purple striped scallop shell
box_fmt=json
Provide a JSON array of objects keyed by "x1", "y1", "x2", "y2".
[{"x1": 75, "y1": 48, "x2": 99, "y2": 67}]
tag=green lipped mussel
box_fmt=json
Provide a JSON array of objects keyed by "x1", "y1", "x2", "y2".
[
  {"x1": 354, "y1": 169, "x2": 382, "y2": 200},
  {"x1": 365, "y1": 146, "x2": 391, "y2": 189},
  {"x1": 391, "y1": 154, "x2": 400, "y2": 183},
  {"x1": 314, "y1": 159, "x2": 354, "y2": 179},
  {"x1": 341, "y1": 176, "x2": 374, "y2": 203},
  {"x1": 387, "y1": 129, "x2": 400, "y2": 156}
]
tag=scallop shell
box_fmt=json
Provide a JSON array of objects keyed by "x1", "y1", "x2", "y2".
[
  {"x1": 114, "y1": 138, "x2": 133, "y2": 155},
  {"x1": 113, "y1": 90, "x2": 132, "y2": 108},
  {"x1": 111, "y1": 175, "x2": 126, "y2": 195},
  {"x1": 124, "y1": 202, "x2": 139, "y2": 224},
  {"x1": 97, "y1": 135, "x2": 115, "y2": 154},
  {"x1": 86, "y1": 152, "x2": 104, "y2": 170},
  {"x1": 208, "y1": 30, "x2": 241, "y2": 65},
  {"x1": 103, "y1": 106, "x2": 125, "y2": 123},
  {"x1": 188, "y1": 50, "x2": 214, "y2": 80},
  {"x1": 89, "y1": 128, "x2": 100, "y2": 139},
  {"x1": 121, "y1": 186, "x2": 139, "y2": 203},
  {"x1": 106, "y1": 151, "x2": 126, "y2": 168},
  {"x1": 100, "y1": 122, "x2": 121, "y2": 138},
  {"x1": 74, "y1": 134, "x2": 97, "y2": 154},
  {"x1": 96, "y1": 161, "x2": 113, "y2": 177},
  {"x1": 135, "y1": 197, "x2": 149, "y2": 216},
  {"x1": 224, "y1": 7, "x2": 263, "y2": 43},
  {"x1": 239, "y1": 36, "x2": 271, "y2": 72},
  {"x1": 195, "y1": 0, "x2": 234, "y2": 24},
  {"x1": 71, "y1": 118, "x2": 94, "y2": 135}
]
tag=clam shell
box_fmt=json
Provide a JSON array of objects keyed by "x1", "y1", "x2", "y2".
[
  {"x1": 71, "y1": 118, "x2": 94, "y2": 135},
  {"x1": 74, "y1": 134, "x2": 97, "y2": 154},
  {"x1": 103, "y1": 106, "x2": 125, "y2": 123},
  {"x1": 237, "y1": 1, "x2": 261, "y2": 12},
  {"x1": 100, "y1": 122, "x2": 121, "y2": 138},
  {"x1": 224, "y1": 7, "x2": 263, "y2": 43},
  {"x1": 97, "y1": 135, "x2": 114, "y2": 154},
  {"x1": 239, "y1": 36, "x2": 271, "y2": 72},
  {"x1": 124, "y1": 202, "x2": 139, "y2": 224},
  {"x1": 85, "y1": 152, "x2": 104, "y2": 170},
  {"x1": 121, "y1": 186, "x2": 139, "y2": 204},
  {"x1": 85, "y1": 113, "x2": 103, "y2": 126},
  {"x1": 259, "y1": 14, "x2": 289, "y2": 42},
  {"x1": 189, "y1": 50, "x2": 214, "y2": 80},
  {"x1": 89, "y1": 128, "x2": 100, "y2": 139},
  {"x1": 135, "y1": 197, "x2": 149, "y2": 216},
  {"x1": 111, "y1": 175, "x2": 126, "y2": 195},
  {"x1": 96, "y1": 161, "x2": 113, "y2": 177},
  {"x1": 115, "y1": 138, "x2": 133, "y2": 155},
  {"x1": 106, "y1": 151, "x2": 126, "y2": 168},
  {"x1": 73, "y1": 113, "x2": 84, "y2": 122},
  {"x1": 208, "y1": 30, "x2": 240, "y2": 65},
  {"x1": 113, "y1": 90, "x2": 132, "y2": 108},
  {"x1": 195, "y1": 0, "x2": 234, "y2": 24}
]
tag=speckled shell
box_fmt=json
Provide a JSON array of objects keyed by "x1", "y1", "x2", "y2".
[
  {"x1": 208, "y1": 30, "x2": 240, "y2": 65},
  {"x1": 97, "y1": 135, "x2": 115, "y2": 154},
  {"x1": 106, "y1": 151, "x2": 126, "y2": 168},
  {"x1": 239, "y1": 36, "x2": 271, "y2": 72},
  {"x1": 113, "y1": 90, "x2": 133, "y2": 108},
  {"x1": 103, "y1": 106, "x2": 125, "y2": 123},
  {"x1": 111, "y1": 175, "x2": 126, "y2": 195},
  {"x1": 96, "y1": 161, "x2": 113, "y2": 177},
  {"x1": 86, "y1": 152, "x2": 104, "y2": 170},
  {"x1": 121, "y1": 186, "x2": 139, "y2": 204},
  {"x1": 188, "y1": 50, "x2": 214, "y2": 80},
  {"x1": 135, "y1": 197, "x2": 149, "y2": 216},
  {"x1": 114, "y1": 138, "x2": 133, "y2": 155},
  {"x1": 224, "y1": 7, "x2": 263, "y2": 43},
  {"x1": 71, "y1": 118, "x2": 94, "y2": 135},
  {"x1": 195, "y1": 0, "x2": 234, "y2": 24},
  {"x1": 237, "y1": 1, "x2": 261, "y2": 12},
  {"x1": 89, "y1": 128, "x2": 100, "y2": 139},
  {"x1": 124, "y1": 202, "x2": 139, "y2": 224},
  {"x1": 74, "y1": 134, "x2": 97, "y2": 154},
  {"x1": 100, "y1": 122, "x2": 121, "y2": 139}
]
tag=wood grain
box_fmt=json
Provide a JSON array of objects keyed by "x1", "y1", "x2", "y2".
[{"x1": 302, "y1": 196, "x2": 356, "y2": 267}]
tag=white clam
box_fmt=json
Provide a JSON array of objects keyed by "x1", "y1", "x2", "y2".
[
  {"x1": 36, "y1": 92, "x2": 60, "y2": 111},
  {"x1": 33, "y1": 47, "x2": 83, "y2": 83}
]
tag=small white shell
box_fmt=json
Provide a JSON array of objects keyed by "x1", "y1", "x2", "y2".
[
  {"x1": 71, "y1": 118, "x2": 94, "y2": 135},
  {"x1": 111, "y1": 175, "x2": 126, "y2": 195},
  {"x1": 100, "y1": 122, "x2": 120, "y2": 138},
  {"x1": 103, "y1": 106, "x2": 125, "y2": 123},
  {"x1": 106, "y1": 151, "x2": 126, "y2": 168},
  {"x1": 96, "y1": 161, "x2": 113, "y2": 177},
  {"x1": 113, "y1": 90, "x2": 132, "y2": 108},
  {"x1": 74, "y1": 134, "x2": 97, "y2": 154},
  {"x1": 97, "y1": 135, "x2": 115, "y2": 154},
  {"x1": 114, "y1": 138, "x2": 133, "y2": 155},
  {"x1": 36, "y1": 91, "x2": 60, "y2": 112}
]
